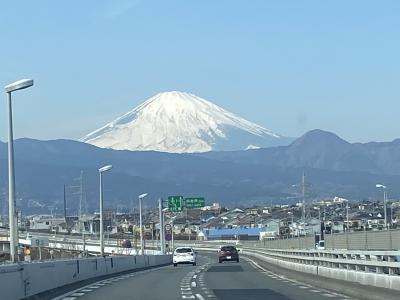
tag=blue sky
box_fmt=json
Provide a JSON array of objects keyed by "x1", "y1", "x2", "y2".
[{"x1": 0, "y1": 0, "x2": 399, "y2": 142}]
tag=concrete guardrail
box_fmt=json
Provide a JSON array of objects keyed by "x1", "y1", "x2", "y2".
[{"x1": 0, "y1": 254, "x2": 172, "y2": 299}]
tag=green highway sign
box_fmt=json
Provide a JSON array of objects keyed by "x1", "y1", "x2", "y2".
[
  {"x1": 167, "y1": 196, "x2": 206, "y2": 211},
  {"x1": 168, "y1": 196, "x2": 184, "y2": 212},
  {"x1": 184, "y1": 197, "x2": 205, "y2": 209}
]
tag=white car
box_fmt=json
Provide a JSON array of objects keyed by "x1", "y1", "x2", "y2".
[{"x1": 173, "y1": 247, "x2": 197, "y2": 267}]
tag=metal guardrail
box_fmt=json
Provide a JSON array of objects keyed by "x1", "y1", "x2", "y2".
[
  {"x1": 246, "y1": 248, "x2": 400, "y2": 275},
  {"x1": 179, "y1": 241, "x2": 400, "y2": 277}
]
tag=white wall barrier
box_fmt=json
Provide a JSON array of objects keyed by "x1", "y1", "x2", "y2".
[{"x1": 0, "y1": 254, "x2": 171, "y2": 299}]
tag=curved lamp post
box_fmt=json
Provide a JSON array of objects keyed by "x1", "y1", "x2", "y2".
[
  {"x1": 99, "y1": 165, "x2": 112, "y2": 256},
  {"x1": 376, "y1": 184, "x2": 388, "y2": 229},
  {"x1": 138, "y1": 193, "x2": 148, "y2": 255},
  {"x1": 4, "y1": 79, "x2": 34, "y2": 262}
]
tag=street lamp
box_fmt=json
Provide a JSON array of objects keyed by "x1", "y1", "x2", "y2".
[
  {"x1": 4, "y1": 79, "x2": 34, "y2": 262},
  {"x1": 158, "y1": 198, "x2": 165, "y2": 254},
  {"x1": 99, "y1": 164, "x2": 112, "y2": 256},
  {"x1": 376, "y1": 184, "x2": 388, "y2": 229},
  {"x1": 346, "y1": 201, "x2": 349, "y2": 231},
  {"x1": 390, "y1": 203, "x2": 394, "y2": 228},
  {"x1": 138, "y1": 193, "x2": 148, "y2": 255}
]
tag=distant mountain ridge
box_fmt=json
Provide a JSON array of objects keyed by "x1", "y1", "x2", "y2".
[
  {"x1": 81, "y1": 91, "x2": 292, "y2": 153},
  {"x1": 0, "y1": 129, "x2": 399, "y2": 214},
  {"x1": 199, "y1": 129, "x2": 400, "y2": 175}
]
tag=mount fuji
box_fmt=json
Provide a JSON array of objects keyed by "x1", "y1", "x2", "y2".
[{"x1": 81, "y1": 91, "x2": 292, "y2": 153}]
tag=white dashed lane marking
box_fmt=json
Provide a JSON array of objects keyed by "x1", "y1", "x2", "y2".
[
  {"x1": 182, "y1": 291, "x2": 194, "y2": 295},
  {"x1": 243, "y1": 256, "x2": 357, "y2": 300},
  {"x1": 53, "y1": 266, "x2": 167, "y2": 300},
  {"x1": 195, "y1": 294, "x2": 206, "y2": 300}
]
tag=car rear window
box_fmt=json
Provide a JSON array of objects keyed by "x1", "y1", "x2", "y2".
[
  {"x1": 221, "y1": 246, "x2": 236, "y2": 251},
  {"x1": 176, "y1": 248, "x2": 193, "y2": 253}
]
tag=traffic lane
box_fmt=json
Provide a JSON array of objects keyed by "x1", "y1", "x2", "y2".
[
  {"x1": 201, "y1": 251, "x2": 353, "y2": 300},
  {"x1": 241, "y1": 254, "x2": 400, "y2": 300},
  {"x1": 56, "y1": 255, "x2": 212, "y2": 300}
]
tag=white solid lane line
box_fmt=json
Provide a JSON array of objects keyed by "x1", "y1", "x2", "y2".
[{"x1": 244, "y1": 256, "x2": 353, "y2": 299}]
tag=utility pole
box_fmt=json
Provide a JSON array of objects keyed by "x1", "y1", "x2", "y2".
[
  {"x1": 384, "y1": 189, "x2": 388, "y2": 230},
  {"x1": 318, "y1": 206, "x2": 321, "y2": 222},
  {"x1": 70, "y1": 171, "x2": 86, "y2": 231},
  {"x1": 63, "y1": 184, "x2": 67, "y2": 221},
  {"x1": 79, "y1": 171, "x2": 84, "y2": 221},
  {"x1": 291, "y1": 213, "x2": 294, "y2": 238}
]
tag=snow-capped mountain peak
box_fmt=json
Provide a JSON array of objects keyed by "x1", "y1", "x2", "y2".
[{"x1": 81, "y1": 91, "x2": 290, "y2": 153}]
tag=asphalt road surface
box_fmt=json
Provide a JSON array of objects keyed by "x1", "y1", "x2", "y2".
[{"x1": 53, "y1": 252, "x2": 356, "y2": 300}]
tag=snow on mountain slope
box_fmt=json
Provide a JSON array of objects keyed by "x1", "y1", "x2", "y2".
[{"x1": 81, "y1": 91, "x2": 290, "y2": 153}]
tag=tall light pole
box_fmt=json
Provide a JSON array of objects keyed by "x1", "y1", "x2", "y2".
[
  {"x1": 346, "y1": 201, "x2": 349, "y2": 231},
  {"x1": 301, "y1": 172, "x2": 306, "y2": 220},
  {"x1": 138, "y1": 193, "x2": 148, "y2": 255},
  {"x1": 99, "y1": 165, "x2": 112, "y2": 256},
  {"x1": 4, "y1": 79, "x2": 34, "y2": 262},
  {"x1": 390, "y1": 203, "x2": 394, "y2": 228},
  {"x1": 376, "y1": 184, "x2": 388, "y2": 229},
  {"x1": 158, "y1": 198, "x2": 165, "y2": 254},
  {"x1": 345, "y1": 200, "x2": 350, "y2": 249}
]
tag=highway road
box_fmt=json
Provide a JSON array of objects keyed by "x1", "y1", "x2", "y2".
[{"x1": 53, "y1": 252, "x2": 356, "y2": 300}]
